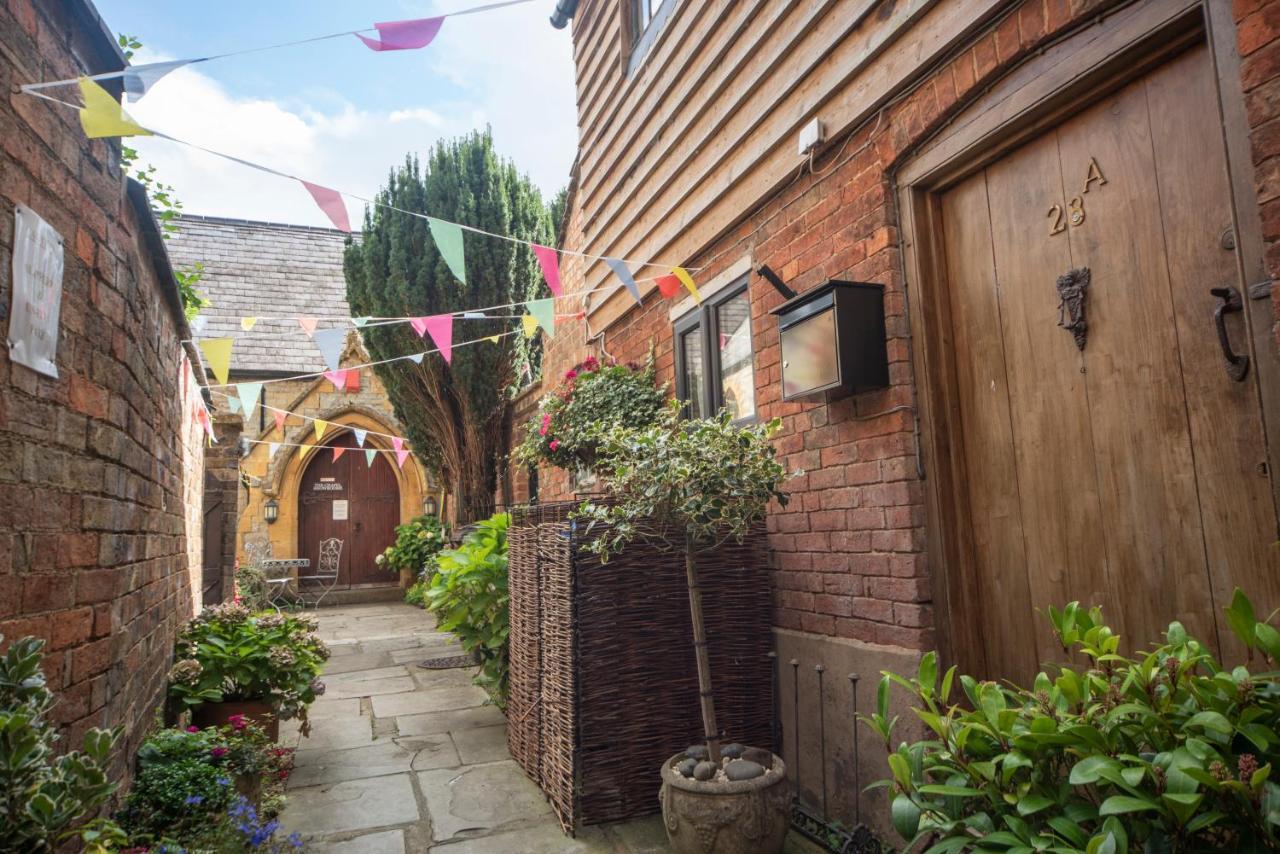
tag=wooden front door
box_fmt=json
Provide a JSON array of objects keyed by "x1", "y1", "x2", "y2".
[
  {"x1": 938, "y1": 44, "x2": 1280, "y2": 683},
  {"x1": 298, "y1": 433, "x2": 400, "y2": 586}
]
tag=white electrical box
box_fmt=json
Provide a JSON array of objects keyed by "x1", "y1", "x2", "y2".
[{"x1": 798, "y1": 117, "x2": 825, "y2": 155}]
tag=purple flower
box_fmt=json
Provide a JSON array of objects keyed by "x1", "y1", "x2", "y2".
[
  {"x1": 184, "y1": 795, "x2": 204, "y2": 805},
  {"x1": 217, "y1": 776, "x2": 231, "y2": 786}
]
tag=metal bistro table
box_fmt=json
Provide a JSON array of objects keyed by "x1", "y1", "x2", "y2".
[{"x1": 261, "y1": 558, "x2": 310, "y2": 611}]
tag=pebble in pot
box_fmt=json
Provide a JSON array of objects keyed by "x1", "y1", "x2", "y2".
[
  {"x1": 693, "y1": 760, "x2": 718, "y2": 781},
  {"x1": 685, "y1": 745, "x2": 710, "y2": 761},
  {"x1": 678, "y1": 758, "x2": 698, "y2": 779},
  {"x1": 721, "y1": 743, "x2": 746, "y2": 760},
  {"x1": 742, "y1": 747, "x2": 773, "y2": 767},
  {"x1": 724, "y1": 760, "x2": 765, "y2": 781}
]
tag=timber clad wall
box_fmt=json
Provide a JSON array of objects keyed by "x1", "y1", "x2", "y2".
[{"x1": 0, "y1": 0, "x2": 203, "y2": 782}]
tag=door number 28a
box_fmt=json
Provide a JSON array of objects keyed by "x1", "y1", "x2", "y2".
[{"x1": 1048, "y1": 158, "x2": 1107, "y2": 236}]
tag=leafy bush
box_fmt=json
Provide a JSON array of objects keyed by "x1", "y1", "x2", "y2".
[
  {"x1": 864, "y1": 589, "x2": 1280, "y2": 852},
  {"x1": 234, "y1": 563, "x2": 272, "y2": 612},
  {"x1": 168, "y1": 603, "x2": 329, "y2": 730},
  {"x1": 425, "y1": 513, "x2": 510, "y2": 706},
  {"x1": 516, "y1": 354, "x2": 667, "y2": 471},
  {"x1": 405, "y1": 578, "x2": 429, "y2": 608},
  {"x1": 0, "y1": 635, "x2": 122, "y2": 854},
  {"x1": 376, "y1": 514, "x2": 448, "y2": 576}
]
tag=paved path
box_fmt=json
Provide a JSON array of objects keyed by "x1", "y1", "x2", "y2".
[{"x1": 279, "y1": 602, "x2": 671, "y2": 853}]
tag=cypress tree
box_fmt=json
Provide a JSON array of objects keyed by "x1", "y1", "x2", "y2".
[{"x1": 344, "y1": 130, "x2": 555, "y2": 522}]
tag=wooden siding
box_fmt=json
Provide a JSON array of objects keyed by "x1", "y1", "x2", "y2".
[{"x1": 570, "y1": 0, "x2": 1008, "y2": 327}]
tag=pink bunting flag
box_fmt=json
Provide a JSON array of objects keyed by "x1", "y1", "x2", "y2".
[
  {"x1": 356, "y1": 17, "x2": 445, "y2": 52},
  {"x1": 274, "y1": 410, "x2": 287, "y2": 433},
  {"x1": 391, "y1": 437, "x2": 409, "y2": 469},
  {"x1": 323, "y1": 370, "x2": 348, "y2": 391},
  {"x1": 298, "y1": 317, "x2": 319, "y2": 336},
  {"x1": 301, "y1": 181, "x2": 351, "y2": 233},
  {"x1": 332, "y1": 446, "x2": 347, "y2": 462},
  {"x1": 532, "y1": 244, "x2": 562, "y2": 297},
  {"x1": 411, "y1": 315, "x2": 454, "y2": 363}
]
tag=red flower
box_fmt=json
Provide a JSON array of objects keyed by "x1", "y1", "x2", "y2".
[
  {"x1": 210, "y1": 746, "x2": 229, "y2": 758},
  {"x1": 227, "y1": 714, "x2": 248, "y2": 730},
  {"x1": 564, "y1": 369, "x2": 577, "y2": 382},
  {"x1": 186, "y1": 726, "x2": 200, "y2": 733},
  {"x1": 549, "y1": 440, "x2": 560, "y2": 451}
]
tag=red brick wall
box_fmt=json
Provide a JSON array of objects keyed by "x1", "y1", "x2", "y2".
[
  {"x1": 0, "y1": 0, "x2": 201, "y2": 781},
  {"x1": 534, "y1": 0, "x2": 1153, "y2": 655}
]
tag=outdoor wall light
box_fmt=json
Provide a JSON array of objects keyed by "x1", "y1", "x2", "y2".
[
  {"x1": 770, "y1": 280, "x2": 889, "y2": 401},
  {"x1": 423, "y1": 495, "x2": 439, "y2": 517},
  {"x1": 264, "y1": 498, "x2": 279, "y2": 524}
]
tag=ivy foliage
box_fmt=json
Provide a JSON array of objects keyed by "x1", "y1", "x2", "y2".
[
  {"x1": 344, "y1": 130, "x2": 558, "y2": 521},
  {"x1": 865, "y1": 589, "x2": 1280, "y2": 852},
  {"x1": 425, "y1": 513, "x2": 510, "y2": 706}
]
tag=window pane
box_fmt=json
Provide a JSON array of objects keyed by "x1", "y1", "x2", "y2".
[
  {"x1": 680, "y1": 327, "x2": 704, "y2": 419},
  {"x1": 715, "y1": 291, "x2": 755, "y2": 420}
]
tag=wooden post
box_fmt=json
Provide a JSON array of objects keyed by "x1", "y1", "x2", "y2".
[{"x1": 685, "y1": 532, "x2": 721, "y2": 763}]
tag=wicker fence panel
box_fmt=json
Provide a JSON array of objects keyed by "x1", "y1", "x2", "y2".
[{"x1": 506, "y1": 502, "x2": 774, "y2": 833}]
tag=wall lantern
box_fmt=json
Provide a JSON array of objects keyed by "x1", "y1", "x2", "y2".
[
  {"x1": 423, "y1": 495, "x2": 439, "y2": 517},
  {"x1": 264, "y1": 498, "x2": 279, "y2": 525},
  {"x1": 770, "y1": 279, "x2": 889, "y2": 401}
]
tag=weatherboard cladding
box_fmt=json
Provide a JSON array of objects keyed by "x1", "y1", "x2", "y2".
[{"x1": 168, "y1": 215, "x2": 358, "y2": 375}]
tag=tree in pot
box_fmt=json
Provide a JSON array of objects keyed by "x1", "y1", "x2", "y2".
[{"x1": 577, "y1": 405, "x2": 793, "y2": 854}]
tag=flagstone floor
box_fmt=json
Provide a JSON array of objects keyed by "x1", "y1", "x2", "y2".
[{"x1": 278, "y1": 602, "x2": 672, "y2": 853}]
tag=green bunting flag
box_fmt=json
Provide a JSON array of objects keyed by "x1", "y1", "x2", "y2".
[
  {"x1": 365, "y1": 449, "x2": 377, "y2": 467},
  {"x1": 428, "y1": 217, "x2": 466, "y2": 284},
  {"x1": 236, "y1": 382, "x2": 263, "y2": 422},
  {"x1": 526, "y1": 298, "x2": 555, "y2": 337}
]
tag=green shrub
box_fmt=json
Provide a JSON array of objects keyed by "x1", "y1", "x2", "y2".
[
  {"x1": 234, "y1": 562, "x2": 271, "y2": 612},
  {"x1": 0, "y1": 636, "x2": 122, "y2": 854},
  {"x1": 425, "y1": 513, "x2": 510, "y2": 706},
  {"x1": 376, "y1": 514, "x2": 448, "y2": 576},
  {"x1": 405, "y1": 578, "x2": 429, "y2": 608},
  {"x1": 864, "y1": 589, "x2": 1280, "y2": 852}
]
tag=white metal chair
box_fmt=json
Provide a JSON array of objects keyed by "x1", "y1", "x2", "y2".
[{"x1": 297, "y1": 537, "x2": 342, "y2": 608}]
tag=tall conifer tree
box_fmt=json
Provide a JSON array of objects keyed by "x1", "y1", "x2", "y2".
[{"x1": 345, "y1": 131, "x2": 556, "y2": 522}]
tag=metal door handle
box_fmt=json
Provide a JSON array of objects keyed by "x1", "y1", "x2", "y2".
[{"x1": 1211, "y1": 286, "x2": 1249, "y2": 382}]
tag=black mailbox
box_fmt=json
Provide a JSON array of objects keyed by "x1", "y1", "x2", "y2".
[{"x1": 770, "y1": 280, "x2": 889, "y2": 401}]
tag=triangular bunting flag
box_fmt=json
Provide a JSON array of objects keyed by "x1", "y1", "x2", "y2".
[
  {"x1": 313, "y1": 327, "x2": 346, "y2": 372},
  {"x1": 77, "y1": 77, "x2": 152, "y2": 138},
  {"x1": 356, "y1": 16, "x2": 444, "y2": 51},
  {"x1": 527, "y1": 298, "x2": 555, "y2": 337},
  {"x1": 655, "y1": 274, "x2": 681, "y2": 298},
  {"x1": 323, "y1": 370, "x2": 348, "y2": 391},
  {"x1": 410, "y1": 317, "x2": 430, "y2": 337},
  {"x1": 365, "y1": 449, "x2": 377, "y2": 467},
  {"x1": 273, "y1": 410, "x2": 287, "y2": 433},
  {"x1": 391, "y1": 437, "x2": 409, "y2": 469},
  {"x1": 521, "y1": 315, "x2": 538, "y2": 339},
  {"x1": 485, "y1": 335, "x2": 500, "y2": 344},
  {"x1": 345, "y1": 368, "x2": 360, "y2": 390},
  {"x1": 190, "y1": 315, "x2": 208, "y2": 336},
  {"x1": 199, "y1": 338, "x2": 233, "y2": 385},
  {"x1": 352, "y1": 317, "x2": 372, "y2": 328},
  {"x1": 673, "y1": 267, "x2": 702, "y2": 303},
  {"x1": 240, "y1": 316, "x2": 258, "y2": 331},
  {"x1": 353, "y1": 429, "x2": 368, "y2": 447},
  {"x1": 422, "y1": 315, "x2": 453, "y2": 364},
  {"x1": 604, "y1": 258, "x2": 642, "y2": 304},
  {"x1": 227, "y1": 397, "x2": 242, "y2": 414},
  {"x1": 408, "y1": 353, "x2": 424, "y2": 365},
  {"x1": 314, "y1": 420, "x2": 328, "y2": 441},
  {"x1": 236, "y1": 382, "x2": 263, "y2": 422},
  {"x1": 122, "y1": 59, "x2": 192, "y2": 98},
  {"x1": 427, "y1": 218, "x2": 466, "y2": 284},
  {"x1": 268, "y1": 442, "x2": 280, "y2": 458},
  {"x1": 532, "y1": 244, "x2": 563, "y2": 296},
  {"x1": 333, "y1": 446, "x2": 347, "y2": 462},
  {"x1": 301, "y1": 181, "x2": 352, "y2": 233},
  {"x1": 298, "y1": 317, "x2": 319, "y2": 336}
]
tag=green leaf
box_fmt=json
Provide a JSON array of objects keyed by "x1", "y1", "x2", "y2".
[
  {"x1": 891, "y1": 793, "x2": 922, "y2": 840},
  {"x1": 1098, "y1": 795, "x2": 1158, "y2": 816},
  {"x1": 1185, "y1": 711, "x2": 1232, "y2": 737},
  {"x1": 918, "y1": 784, "x2": 985, "y2": 798},
  {"x1": 1016, "y1": 793, "x2": 1053, "y2": 816},
  {"x1": 1225, "y1": 588, "x2": 1258, "y2": 648},
  {"x1": 1257, "y1": 622, "x2": 1280, "y2": 662},
  {"x1": 1070, "y1": 756, "x2": 1118, "y2": 786},
  {"x1": 1161, "y1": 792, "x2": 1203, "y2": 826}
]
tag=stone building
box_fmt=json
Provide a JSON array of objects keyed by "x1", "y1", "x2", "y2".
[
  {"x1": 0, "y1": 0, "x2": 205, "y2": 782},
  {"x1": 167, "y1": 216, "x2": 445, "y2": 599}
]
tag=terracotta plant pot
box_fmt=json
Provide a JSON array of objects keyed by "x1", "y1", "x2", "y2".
[
  {"x1": 191, "y1": 699, "x2": 280, "y2": 741},
  {"x1": 659, "y1": 750, "x2": 791, "y2": 854},
  {"x1": 399, "y1": 567, "x2": 415, "y2": 589}
]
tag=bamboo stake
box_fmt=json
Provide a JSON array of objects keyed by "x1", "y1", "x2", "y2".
[{"x1": 685, "y1": 532, "x2": 721, "y2": 764}]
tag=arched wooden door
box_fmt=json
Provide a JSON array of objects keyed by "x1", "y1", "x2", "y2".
[{"x1": 298, "y1": 433, "x2": 400, "y2": 586}]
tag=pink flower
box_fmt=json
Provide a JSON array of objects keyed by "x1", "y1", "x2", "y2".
[
  {"x1": 186, "y1": 726, "x2": 200, "y2": 733},
  {"x1": 581, "y1": 356, "x2": 599, "y2": 371},
  {"x1": 539, "y1": 413, "x2": 551, "y2": 436},
  {"x1": 549, "y1": 440, "x2": 560, "y2": 451},
  {"x1": 210, "y1": 746, "x2": 229, "y2": 758},
  {"x1": 564, "y1": 369, "x2": 577, "y2": 382},
  {"x1": 227, "y1": 714, "x2": 248, "y2": 730}
]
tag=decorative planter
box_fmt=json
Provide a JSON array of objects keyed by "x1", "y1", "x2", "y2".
[
  {"x1": 192, "y1": 699, "x2": 280, "y2": 741},
  {"x1": 399, "y1": 567, "x2": 415, "y2": 588},
  {"x1": 659, "y1": 751, "x2": 791, "y2": 854}
]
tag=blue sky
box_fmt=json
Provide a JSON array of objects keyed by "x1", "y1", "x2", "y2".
[{"x1": 91, "y1": 0, "x2": 579, "y2": 227}]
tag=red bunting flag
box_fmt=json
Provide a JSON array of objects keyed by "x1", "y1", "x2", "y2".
[
  {"x1": 332, "y1": 446, "x2": 347, "y2": 462},
  {"x1": 655, "y1": 274, "x2": 681, "y2": 298},
  {"x1": 532, "y1": 244, "x2": 562, "y2": 297}
]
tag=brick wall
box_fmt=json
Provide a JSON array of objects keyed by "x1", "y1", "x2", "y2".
[{"x1": 0, "y1": 0, "x2": 202, "y2": 781}]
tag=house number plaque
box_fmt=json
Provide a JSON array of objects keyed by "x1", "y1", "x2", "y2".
[{"x1": 1047, "y1": 157, "x2": 1107, "y2": 236}]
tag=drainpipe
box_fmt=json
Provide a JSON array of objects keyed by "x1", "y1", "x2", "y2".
[{"x1": 550, "y1": 0, "x2": 578, "y2": 28}]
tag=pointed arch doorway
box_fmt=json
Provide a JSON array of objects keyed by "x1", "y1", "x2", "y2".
[{"x1": 298, "y1": 433, "x2": 399, "y2": 586}]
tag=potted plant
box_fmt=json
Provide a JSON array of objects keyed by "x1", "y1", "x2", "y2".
[
  {"x1": 516, "y1": 353, "x2": 667, "y2": 476},
  {"x1": 168, "y1": 602, "x2": 329, "y2": 739},
  {"x1": 377, "y1": 513, "x2": 448, "y2": 588},
  {"x1": 577, "y1": 406, "x2": 792, "y2": 854}
]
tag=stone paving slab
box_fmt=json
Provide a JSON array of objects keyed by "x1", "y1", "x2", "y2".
[
  {"x1": 291, "y1": 739, "x2": 447, "y2": 788},
  {"x1": 417, "y1": 760, "x2": 554, "y2": 842},
  {"x1": 394, "y1": 706, "x2": 506, "y2": 737},
  {"x1": 283, "y1": 773, "x2": 419, "y2": 836},
  {"x1": 428, "y1": 822, "x2": 615, "y2": 853},
  {"x1": 371, "y1": 685, "x2": 490, "y2": 717},
  {"x1": 310, "y1": 829, "x2": 407, "y2": 854},
  {"x1": 449, "y1": 724, "x2": 509, "y2": 765}
]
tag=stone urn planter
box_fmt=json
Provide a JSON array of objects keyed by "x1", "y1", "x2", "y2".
[
  {"x1": 659, "y1": 747, "x2": 791, "y2": 854},
  {"x1": 192, "y1": 699, "x2": 279, "y2": 741}
]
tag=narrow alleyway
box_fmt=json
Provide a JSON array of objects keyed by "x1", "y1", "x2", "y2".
[{"x1": 278, "y1": 602, "x2": 671, "y2": 852}]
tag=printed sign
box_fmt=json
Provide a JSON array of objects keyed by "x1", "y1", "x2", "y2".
[
  {"x1": 8, "y1": 205, "x2": 64, "y2": 378},
  {"x1": 332, "y1": 500, "x2": 348, "y2": 521},
  {"x1": 312, "y1": 482, "x2": 344, "y2": 492}
]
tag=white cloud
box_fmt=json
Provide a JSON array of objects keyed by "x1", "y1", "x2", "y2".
[{"x1": 122, "y1": 7, "x2": 577, "y2": 228}]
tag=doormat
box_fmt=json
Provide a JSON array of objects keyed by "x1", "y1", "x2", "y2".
[{"x1": 417, "y1": 653, "x2": 476, "y2": 670}]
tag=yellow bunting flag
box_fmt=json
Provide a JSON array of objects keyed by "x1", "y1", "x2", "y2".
[
  {"x1": 314, "y1": 419, "x2": 328, "y2": 441},
  {"x1": 521, "y1": 314, "x2": 538, "y2": 339},
  {"x1": 673, "y1": 267, "x2": 701, "y2": 304},
  {"x1": 77, "y1": 77, "x2": 152, "y2": 139},
  {"x1": 198, "y1": 338, "x2": 233, "y2": 386},
  {"x1": 485, "y1": 335, "x2": 500, "y2": 344},
  {"x1": 241, "y1": 317, "x2": 258, "y2": 331}
]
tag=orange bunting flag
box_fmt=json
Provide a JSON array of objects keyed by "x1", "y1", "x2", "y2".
[
  {"x1": 298, "y1": 317, "x2": 319, "y2": 336},
  {"x1": 332, "y1": 446, "x2": 347, "y2": 462},
  {"x1": 273, "y1": 410, "x2": 287, "y2": 433},
  {"x1": 655, "y1": 274, "x2": 681, "y2": 298}
]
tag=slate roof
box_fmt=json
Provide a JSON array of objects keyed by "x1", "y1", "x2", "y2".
[{"x1": 167, "y1": 215, "x2": 357, "y2": 375}]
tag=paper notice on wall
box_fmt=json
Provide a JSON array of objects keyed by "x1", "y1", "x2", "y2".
[
  {"x1": 8, "y1": 205, "x2": 65, "y2": 378},
  {"x1": 332, "y1": 500, "x2": 348, "y2": 521}
]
